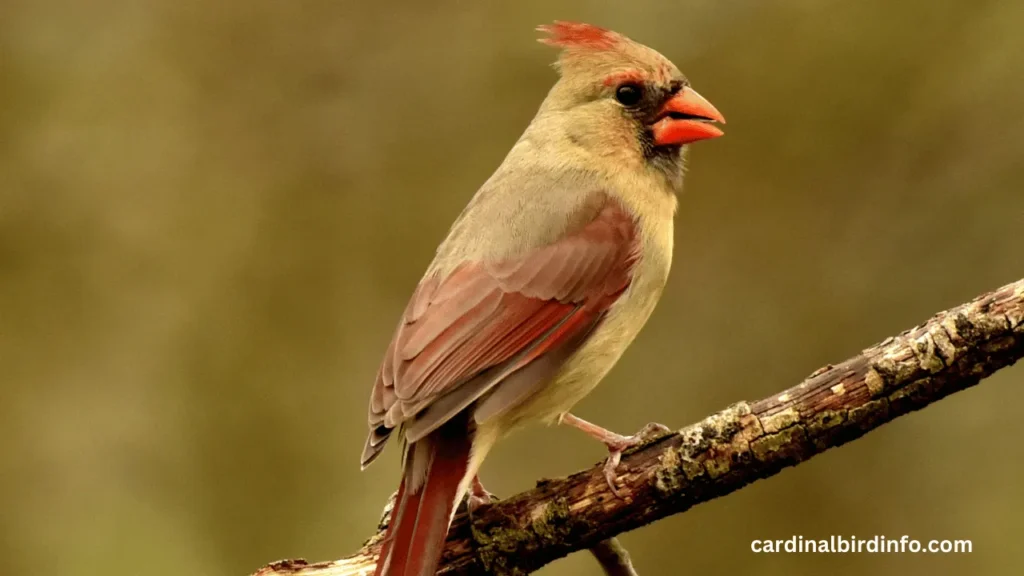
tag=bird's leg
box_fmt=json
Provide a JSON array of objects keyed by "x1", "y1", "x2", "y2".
[
  {"x1": 466, "y1": 475, "x2": 496, "y2": 515},
  {"x1": 559, "y1": 413, "x2": 671, "y2": 498}
]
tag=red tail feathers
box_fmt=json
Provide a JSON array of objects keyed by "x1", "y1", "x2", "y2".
[{"x1": 375, "y1": 417, "x2": 472, "y2": 576}]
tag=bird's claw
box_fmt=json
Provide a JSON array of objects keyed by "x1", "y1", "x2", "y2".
[
  {"x1": 602, "y1": 450, "x2": 625, "y2": 497},
  {"x1": 466, "y1": 491, "x2": 495, "y2": 514},
  {"x1": 464, "y1": 475, "x2": 497, "y2": 517},
  {"x1": 605, "y1": 422, "x2": 672, "y2": 452},
  {"x1": 600, "y1": 422, "x2": 672, "y2": 498},
  {"x1": 636, "y1": 421, "x2": 672, "y2": 441}
]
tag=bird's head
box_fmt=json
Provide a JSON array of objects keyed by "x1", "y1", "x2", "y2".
[{"x1": 533, "y1": 21, "x2": 725, "y2": 176}]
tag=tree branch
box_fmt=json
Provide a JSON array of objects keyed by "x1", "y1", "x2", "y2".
[
  {"x1": 588, "y1": 538, "x2": 639, "y2": 576},
  {"x1": 254, "y1": 278, "x2": 1024, "y2": 576}
]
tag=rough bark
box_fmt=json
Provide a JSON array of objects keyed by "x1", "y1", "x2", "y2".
[{"x1": 253, "y1": 278, "x2": 1024, "y2": 576}]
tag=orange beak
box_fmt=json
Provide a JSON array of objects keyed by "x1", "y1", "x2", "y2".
[{"x1": 650, "y1": 87, "x2": 726, "y2": 147}]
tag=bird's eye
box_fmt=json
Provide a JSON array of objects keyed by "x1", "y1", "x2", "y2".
[{"x1": 615, "y1": 84, "x2": 643, "y2": 107}]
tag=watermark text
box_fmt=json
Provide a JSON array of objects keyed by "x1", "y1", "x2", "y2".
[{"x1": 751, "y1": 535, "x2": 972, "y2": 554}]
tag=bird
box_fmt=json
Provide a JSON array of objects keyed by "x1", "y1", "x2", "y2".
[{"x1": 361, "y1": 21, "x2": 725, "y2": 576}]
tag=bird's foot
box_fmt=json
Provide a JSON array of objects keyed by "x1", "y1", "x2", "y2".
[
  {"x1": 560, "y1": 413, "x2": 671, "y2": 498},
  {"x1": 465, "y1": 475, "x2": 497, "y2": 516}
]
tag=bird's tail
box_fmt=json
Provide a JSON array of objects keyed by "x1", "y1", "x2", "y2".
[{"x1": 374, "y1": 416, "x2": 472, "y2": 576}]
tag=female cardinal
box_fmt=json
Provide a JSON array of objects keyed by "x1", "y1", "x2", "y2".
[{"x1": 362, "y1": 21, "x2": 725, "y2": 576}]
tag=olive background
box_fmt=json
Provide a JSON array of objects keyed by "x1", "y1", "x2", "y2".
[{"x1": 2, "y1": 1, "x2": 1023, "y2": 575}]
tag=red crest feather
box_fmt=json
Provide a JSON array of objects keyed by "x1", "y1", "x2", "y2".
[{"x1": 537, "y1": 21, "x2": 619, "y2": 50}]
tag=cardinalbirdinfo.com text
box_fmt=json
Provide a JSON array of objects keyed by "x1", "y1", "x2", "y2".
[{"x1": 751, "y1": 535, "x2": 973, "y2": 554}]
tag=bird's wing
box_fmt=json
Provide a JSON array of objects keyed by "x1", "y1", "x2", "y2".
[{"x1": 362, "y1": 192, "x2": 639, "y2": 467}]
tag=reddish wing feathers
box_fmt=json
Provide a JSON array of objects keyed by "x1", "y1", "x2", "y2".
[{"x1": 362, "y1": 197, "x2": 638, "y2": 466}]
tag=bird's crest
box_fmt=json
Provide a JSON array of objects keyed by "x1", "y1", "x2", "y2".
[
  {"x1": 535, "y1": 21, "x2": 678, "y2": 84},
  {"x1": 537, "y1": 21, "x2": 621, "y2": 51}
]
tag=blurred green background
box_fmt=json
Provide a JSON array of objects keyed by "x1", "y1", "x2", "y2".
[{"x1": 2, "y1": 0, "x2": 1023, "y2": 575}]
